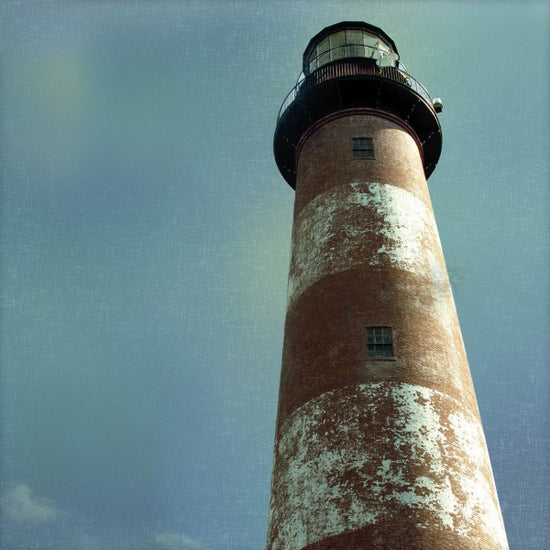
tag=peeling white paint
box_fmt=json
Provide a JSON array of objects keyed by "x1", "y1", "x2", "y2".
[
  {"x1": 288, "y1": 182, "x2": 447, "y2": 306},
  {"x1": 267, "y1": 382, "x2": 508, "y2": 549}
]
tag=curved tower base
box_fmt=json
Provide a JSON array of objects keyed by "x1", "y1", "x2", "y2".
[{"x1": 268, "y1": 383, "x2": 506, "y2": 549}]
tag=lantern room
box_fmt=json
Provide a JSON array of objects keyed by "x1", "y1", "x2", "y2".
[
  {"x1": 274, "y1": 21, "x2": 443, "y2": 188},
  {"x1": 303, "y1": 21, "x2": 400, "y2": 74}
]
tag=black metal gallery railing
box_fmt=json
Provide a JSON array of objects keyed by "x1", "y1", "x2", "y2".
[{"x1": 277, "y1": 58, "x2": 435, "y2": 121}]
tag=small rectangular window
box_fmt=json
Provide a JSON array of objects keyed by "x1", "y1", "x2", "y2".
[
  {"x1": 352, "y1": 137, "x2": 374, "y2": 158},
  {"x1": 366, "y1": 327, "x2": 394, "y2": 358}
]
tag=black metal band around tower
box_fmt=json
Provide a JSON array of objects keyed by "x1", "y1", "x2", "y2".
[{"x1": 268, "y1": 21, "x2": 508, "y2": 549}]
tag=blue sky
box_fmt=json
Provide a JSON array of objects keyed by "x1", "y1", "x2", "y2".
[{"x1": 0, "y1": 1, "x2": 549, "y2": 549}]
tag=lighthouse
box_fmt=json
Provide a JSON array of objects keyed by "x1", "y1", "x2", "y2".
[{"x1": 267, "y1": 22, "x2": 508, "y2": 549}]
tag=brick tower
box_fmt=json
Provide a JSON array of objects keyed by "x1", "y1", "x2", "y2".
[{"x1": 267, "y1": 22, "x2": 508, "y2": 549}]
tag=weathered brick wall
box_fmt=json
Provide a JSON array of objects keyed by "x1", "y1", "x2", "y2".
[{"x1": 267, "y1": 112, "x2": 508, "y2": 550}]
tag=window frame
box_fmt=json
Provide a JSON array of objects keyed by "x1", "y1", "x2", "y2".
[
  {"x1": 365, "y1": 326, "x2": 395, "y2": 360},
  {"x1": 352, "y1": 137, "x2": 375, "y2": 159}
]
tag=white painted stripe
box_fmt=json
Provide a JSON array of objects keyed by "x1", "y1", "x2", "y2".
[
  {"x1": 288, "y1": 182, "x2": 447, "y2": 305},
  {"x1": 268, "y1": 382, "x2": 508, "y2": 550}
]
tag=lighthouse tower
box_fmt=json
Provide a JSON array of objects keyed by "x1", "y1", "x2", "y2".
[{"x1": 267, "y1": 22, "x2": 508, "y2": 549}]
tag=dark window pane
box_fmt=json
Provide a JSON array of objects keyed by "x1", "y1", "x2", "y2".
[
  {"x1": 366, "y1": 327, "x2": 394, "y2": 359},
  {"x1": 352, "y1": 137, "x2": 374, "y2": 158},
  {"x1": 353, "y1": 150, "x2": 372, "y2": 158}
]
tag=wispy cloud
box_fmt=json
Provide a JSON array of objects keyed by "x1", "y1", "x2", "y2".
[
  {"x1": 154, "y1": 532, "x2": 202, "y2": 550},
  {"x1": 0, "y1": 484, "x2": 60, "y2": 526}
]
